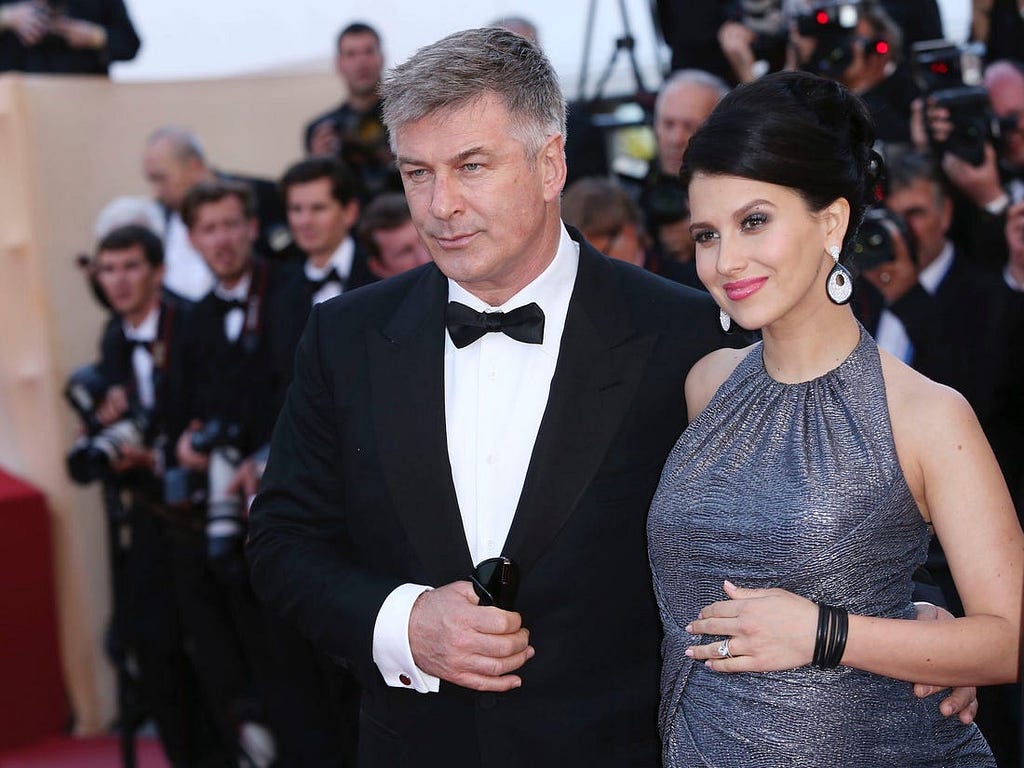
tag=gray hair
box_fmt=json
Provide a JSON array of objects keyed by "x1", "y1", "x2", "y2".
[
  {"x1": 380, "y1": 27, "x2": 567, "y2": 160},
  {"x1": 146, "y1": 125, "x2": 206, "y2": 164},
  {"x1": 655, "y1": 69, "x2": 730, "y2": 118}
]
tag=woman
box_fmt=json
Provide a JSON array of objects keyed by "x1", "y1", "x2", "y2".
[{"x1": 647, "y1": 70, "x2": 1023, "y2": 766}]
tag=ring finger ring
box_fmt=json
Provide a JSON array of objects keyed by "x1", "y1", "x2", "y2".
[
  {"x1": 717, "y1": 638, "x2": 732, "y2": 658},
  {"x1": 880, "y1": 271, "x2": 891, "y2": 284}
]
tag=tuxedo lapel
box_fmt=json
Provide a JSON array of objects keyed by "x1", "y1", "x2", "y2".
[
  {"x1": 367, "y1": 266, "x2": 474, "y2": 583},
  {"x1": 503, "y1": 242, "x2": 656, "y2": 574}
]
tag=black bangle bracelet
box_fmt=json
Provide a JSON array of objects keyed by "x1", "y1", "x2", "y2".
[
  {"x1": 813, "y1": 602, "x2": 829, "y2": 668},
  {"x1": 814, "y1": 604, "x2": 849, "y2": 670}
]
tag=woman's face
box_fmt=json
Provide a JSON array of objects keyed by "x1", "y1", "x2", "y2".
[{"x1": 688, "y1": 172, "x2": 844, "y2": 331}]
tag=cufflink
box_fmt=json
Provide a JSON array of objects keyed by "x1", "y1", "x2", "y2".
[{"x1": 399, "y1": 674, "x2": 411, "y2": 686}]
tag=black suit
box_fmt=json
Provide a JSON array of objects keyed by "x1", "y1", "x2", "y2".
[{"x1": 248, "y1": 232, "x2": 722, "y2": 766}]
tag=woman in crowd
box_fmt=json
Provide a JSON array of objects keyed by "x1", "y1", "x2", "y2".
[{"x1": 648, "y1": 70, "x2": 1022, "y2": 766}]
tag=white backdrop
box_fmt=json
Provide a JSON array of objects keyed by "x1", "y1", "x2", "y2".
[{"x1": 112, "y1": 0, "x2": 671, "y2": 99}]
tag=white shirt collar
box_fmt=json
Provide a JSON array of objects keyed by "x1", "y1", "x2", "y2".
[
  {"x1": 305, "y1": 236, "x2": 355, "y2": 282},
  {"x1": 446, "y1": 223, "x2": 579, "y2": 359},
  {"x1": 213, "y1": 270, "x2": 252, "y2": 302},
  {"x1": 123, "y1": 304, "x2": 160, "y2": 341},
  {"x1": 918, "y1": 240, "x2": 954, "y2": 295}
]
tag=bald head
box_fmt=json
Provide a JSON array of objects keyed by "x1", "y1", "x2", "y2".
[
  {"x1": 143, "y1": 126, "x2": 212, "y2": 211},
  {"x1": 654, "y1": 70, "x2": 729, "y2": 177}
]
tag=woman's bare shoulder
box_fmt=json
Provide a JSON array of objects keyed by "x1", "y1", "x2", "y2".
[{"x1": 685, "y1": 344, "x2": 756, "y2": 421}]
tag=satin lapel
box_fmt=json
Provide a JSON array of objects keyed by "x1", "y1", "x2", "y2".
[
  {"x1": 503, "y1": 242, "x2": 656, "y2": 574},
  {"x1": 367, "y1": 267, "x2": 474, "y2": 584}
]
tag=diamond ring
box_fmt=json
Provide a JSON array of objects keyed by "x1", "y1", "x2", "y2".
[{"x1": 717, "y1": 638, "x2": 732, "y2": 658}]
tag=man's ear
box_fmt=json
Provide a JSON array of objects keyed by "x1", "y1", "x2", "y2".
[{"x1": 540, "y1": 134, "x2": 567, "y2": 203}]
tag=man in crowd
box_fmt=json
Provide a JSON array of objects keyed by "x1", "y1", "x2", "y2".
[
  {"x1": 172, "y1": 179, "x2": 287, "y2": 768},
  {"x1": 621, "y1": 69, "x2": 727, "y2": 268},
  {"x1": 303, "y1": 22, "x2": 400, "y2": 203},
  {"x1": 84, "y1": 225, "x2": 226, "y2": 767},
  {"x1": 247, "y1": 27, "x2": 976, "y2": 766},
  {"x1": 356, "y1": 191, "x2": 431, "y2": 280},
  {"x1": 142, "y1": 126, "x2": 292, "y2": 301}
]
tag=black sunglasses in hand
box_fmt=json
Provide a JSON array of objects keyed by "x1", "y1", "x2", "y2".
[{"x1": 470, "y1": 556, "x2": 519, "y2": 611}]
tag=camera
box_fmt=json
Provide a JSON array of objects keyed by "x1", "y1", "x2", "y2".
[
  {"x1": 851, "y1": 206, "x2": 915, "y2": 271},
  {"x1": 64, "y1": 365, "x2": 150, "y2": 485},
  {"x1": 794, "y1": 2, "x2": 865, "y2": 79},
  {"x1": 177, "y1": 419, "x2": 248, "y2": 583},
  {"x1": 912, "y1": 40, "x2": 1017, "y2": 166}
]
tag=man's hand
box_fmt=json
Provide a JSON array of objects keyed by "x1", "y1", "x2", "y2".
[
  {"x1": 96, "y1": 385, "x2": 129, "y2": 426},
  {"x1": 309, "y1": 119, "x2": 341, "y2": 157},
  {"x1": 51, "y1": 14, "x2": 106, "y2": 49},
  {"x1": 111, "y1": 443, "x2": 156, "y2": 474},
  {"x1": 0, "y1": 1, "x2": 50, "y2": 46},
  {"x1": 1005, "y1": 200, "x2": 1024, "y2": 282},
  {"x1": 176, "y1": 420, "x2": 210, "y2": 471},
  {"x1": 226, "y1": 457, "x2": 262, "y2": 502},
  {"x1": 942, "y1": 143, "x2": 1005, "y2": 210},
  {"x1": 408, "y1": 581, "x2": 534, "y2": 691},
  {"x1": 912, "y1": 602, "x2": 979, "y2": 724}
]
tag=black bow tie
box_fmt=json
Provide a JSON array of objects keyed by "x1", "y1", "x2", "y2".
[
  {"x1": 212, "y1": 295, "x2": 246, "y2": 316},
  {"x1": 127, "y1": 338, "x2": 153, "y2": 354},
  {"x1": 307, "y1": 268, "x2": 344, "y2": 293},
  {"x1": 445, "y1": 301, "x2": 545, "y2": 349}
]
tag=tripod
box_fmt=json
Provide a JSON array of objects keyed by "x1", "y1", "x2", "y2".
[{"x1": 577, "y1": 0, "x2": 652, "y2": 103}]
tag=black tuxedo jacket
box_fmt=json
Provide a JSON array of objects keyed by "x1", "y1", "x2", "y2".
[
  {"x1": 248, "y1": 235, "x2": 722, "y2": 767},
  {"x1": 268, "y1": 245, "x2": 378, "y2": 390}
]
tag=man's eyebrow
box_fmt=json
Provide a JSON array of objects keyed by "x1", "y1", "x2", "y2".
[{"x1": 397, "y1": 146, "x2": 492, "y2": 167}]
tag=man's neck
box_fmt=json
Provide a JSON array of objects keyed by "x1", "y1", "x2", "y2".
[
  {"x1": 347, "y1": 89, "x2": 378, "y2": 113},
  {"x1": 308, "y1": 239, "x2": 345, "y2": 270},
  {"x1": 218, "y1": 265, "x2": 253, "y2": 293},
  {"x1": 123, "y1": 296, "x2": 160, "y2": 330}
]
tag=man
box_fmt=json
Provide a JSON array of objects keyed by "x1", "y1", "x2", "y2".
[
  {"x1": 86, "y1": 225, "x2": 226, "y2": 767},
  {"x1": 142, "y1": 126, "x2": 292, "y2": 302},
  {"x1": 356, "y1": 192, "x2": 431, "y2": 280},
  {"x1": 561, "y1": 176, "x2": 648, "y2": 268},
  {"x1": 303, "y1": 22, "x2": 400, "y2": 203},
  {"x1": 0, "y1": 0, "x2": 139, "y2": 74},
  {"x1": 622, "y1": 69, "x2": 727, "y2": 268},
  {"x1": 248, "y1": 29, "x2": 976, "y2": 765},
  {"x1": 272, "y1": 157, "x2": 377, "y2": 383},
  {"x1": 789, "y1": 0, "x2": 916, "y2": 143},
  {"x1": 173, "y1": 180, "x2": 286, "y2": 767}
]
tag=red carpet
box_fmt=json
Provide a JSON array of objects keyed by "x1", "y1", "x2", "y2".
[{"x1": 0, "y1": 735, "x2": 170, "y2": 768}]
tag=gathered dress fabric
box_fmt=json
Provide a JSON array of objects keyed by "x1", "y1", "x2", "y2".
[{"x1": 648, "y1": 326, "x2": 994, "y2": 767}]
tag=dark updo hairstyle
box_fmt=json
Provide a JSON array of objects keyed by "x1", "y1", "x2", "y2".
[{"x1": 680, "y1": 70, "x2": 882, "y2": 265}]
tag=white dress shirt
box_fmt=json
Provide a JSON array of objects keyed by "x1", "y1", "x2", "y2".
[
  {"x1": 875, "y1": 241, "x2": 953, "y2": 364},
  {"x1": 123, "y1": 306, "x2": 160, "y2": 410},
  {"x1": 213, "y1": 272, "x2": 252, "y2": 343},
  {"x1": 372, "y1": 224, "x2": 580, "y2": 693},
  {"x1": 163, "y1": 212, "x2": 215, "y2": 301},
  {"x1": 306, "y1": 237, "x2": 355, "y2": 306}
]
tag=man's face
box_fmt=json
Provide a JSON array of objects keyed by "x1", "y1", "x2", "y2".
[
  {"x1": 336, "y1": 31, "x2": 384, "y2": 100},
  {"x1": 94, "y1": 244, "x2": 163, "y2": 319},
  {"x1": 187, "y1": 195, "x2": 257, "y2": 285},
  {"x1": 143, "y1": 138, "x2": 205, "y2": 211},
  {"x1": 655, "y1": 82, "x2": 720, "y2": 177},
  {"x1": 885, "y1": 178, "x2": 951, "y2": 270},
  {"x1": 368, "y1": 219, "x2": 431, "y2": 278},
  {"x1": 285, "y1": 178, "x2": 359, "y2": 263},
  {"x1": 986, "y1": 66, "x2": 1024, "y2": 171},
  {"x1": 395, "y1": 92, "x2": 566, "y2": 304}
]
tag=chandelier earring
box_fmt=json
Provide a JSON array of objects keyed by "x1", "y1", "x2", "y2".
[
  {"x1": 825, "y1": 244, "x2": 853, "y2": 305},
  {"x1": 719, "y1": 307, "x2": 732, "y2": 333}
]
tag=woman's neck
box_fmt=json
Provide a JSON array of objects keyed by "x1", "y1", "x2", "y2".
[{"x1": 760, "y1": 306, "x2": 861, "y2": 384}]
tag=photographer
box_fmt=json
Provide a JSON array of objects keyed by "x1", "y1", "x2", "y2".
[
  {"x1": 788, "y1": 0, "x2": 917, "y2": 143},
  {"x1": 921, "y1": 58, "x2": 1024, "y2": 273},
  {"x1": 172, "y1": 178, "x2": 289, "y2": 768},
  {"x1": 71, "y1": 224, "x2": 225, "y2": 767},
  {"x1": 0, "y1": 0, "x2": 139, "y2": 75}
]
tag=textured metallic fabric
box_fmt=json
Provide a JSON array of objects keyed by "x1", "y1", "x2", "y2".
[{"x1": 648, "y1": 327, "x2": 995, "y2": 767}]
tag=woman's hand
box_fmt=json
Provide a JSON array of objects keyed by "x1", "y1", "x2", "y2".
[{"x1": 685, "y1": 580, "x2": 818, "y2": 672}]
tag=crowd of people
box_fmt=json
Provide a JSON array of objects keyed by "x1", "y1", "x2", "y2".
[{"x1": 26, "y1": 1, "x2": 1024, "y2": 767}]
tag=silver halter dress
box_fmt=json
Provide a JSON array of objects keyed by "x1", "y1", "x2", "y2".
[{"x1": 647, "y1": 327, "x2": 994, "y2": 767}]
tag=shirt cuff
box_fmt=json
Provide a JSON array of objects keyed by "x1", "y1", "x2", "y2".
[{"x1": 372, "y1": 583, "x2": 440, "y2": 693}]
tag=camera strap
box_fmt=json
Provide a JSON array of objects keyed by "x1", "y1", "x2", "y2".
[{"x1": 239, "y1": 260, "x2": 269, "y2": 352}]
